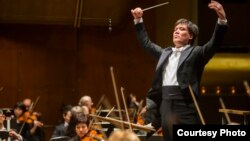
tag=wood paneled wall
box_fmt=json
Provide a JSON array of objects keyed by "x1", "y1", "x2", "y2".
[{"x1": 0, "y1": 3, "x2": 156, "y2": 139}]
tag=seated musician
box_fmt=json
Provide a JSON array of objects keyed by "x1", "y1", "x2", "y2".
[
  {"x1": 127, "y1": 94, "x2": 141, "y2": 123},
  {"x1": 12, "y1": 102, "x2": 30, "y2": 140},
  {"x1": 0, "y1": 109, "x2": 5, "y2": 130},
  {"x1": 68, "y1": 112, "x2": 104, "y2": 141},
  {"x1": 51, "y1": 104, "x2": 72, "y2": 138},
  {"x1": 13, "y1": 102, "x2": 44, "y2": 141},
  {"x1": 78, "y1": 95, "x2": 95, "y2": 114},
  {"x1": 9, "y1": 129, "x2": 25, "y2": 141},
  {"x1": 136, "y1": 98, "x2": 162, "y2": 136},
  {"x1": 23, "y1": 98, "x2": 44, "y2": 141},
  {"x1": 1, "y1": 108, "x2": 25, "y2": 141}
]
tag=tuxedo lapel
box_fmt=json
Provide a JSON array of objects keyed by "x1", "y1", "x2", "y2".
[
  {"x1": 156, "y1": 48, "x2": 172, "y2": 70},
  {"x1": 177, "y1": 46, "x2": 193, "y2": 69}
]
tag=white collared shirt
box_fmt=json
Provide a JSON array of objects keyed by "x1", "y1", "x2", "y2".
[
  {"x1": 162, "y1": 45, "x2": 189, "y2": 86},
  {"x1": 0, "y1": 126, "x2": 6, "y2": 131},
  {"x1": 64, "y1": 122, "x2": 68, "y2": 127}
]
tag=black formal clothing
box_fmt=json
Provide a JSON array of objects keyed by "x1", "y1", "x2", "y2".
[
  {"x1": 135, "y1": 21, "x2": 228, "y2": 141},
  {"x1": 68, "y1": 136, "x2": 81, "y2": 141},
  {"x1": 51, "y1": 123, "x2": 68, "y2": 138}
]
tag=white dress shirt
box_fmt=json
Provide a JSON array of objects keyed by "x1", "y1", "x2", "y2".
[{"x1": 162, "y1": 45, "x2": 189, "y2": 86}]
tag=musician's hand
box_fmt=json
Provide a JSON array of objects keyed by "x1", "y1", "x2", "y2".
[
  {"x1": 131, "y1": 7, "x2": 143, "y2": 19},
  {"x1": 34, "y1": 120, "x2": 44, "y2": 127},
  {"x1": 9, "y1": 129, "x2": 22, "y2": 140}
]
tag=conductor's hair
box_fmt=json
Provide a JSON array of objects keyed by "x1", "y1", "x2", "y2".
[{"x1": 175, "y1": 18, "x2": 199, "y2": 45}]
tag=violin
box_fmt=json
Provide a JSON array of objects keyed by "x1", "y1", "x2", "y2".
[
  {"x1": 18, "y1": 97, "x2": 43, "y2": 129},
  {"x1": 136, "y1": 115, "x2": 145, "y2": 125},
  {"x1": 90, "y1": 108, "x2": 96, "y2": 114},
  {"x1": 17, "y1": 112, "x2": 36, "y2": 124},
  {"x1": 17, "y1": 111, "x2": 42, "y2": 125},
  {"x1": 81, "y1": 130, "x2": 104, "y2": 141}
]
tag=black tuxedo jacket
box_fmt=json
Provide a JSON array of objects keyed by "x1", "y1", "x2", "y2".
[
  {"x1": 51, "y1": 123, "x2": 67, "y2": 138},
  {"x1": 135, "y1": 21, "x2": 228, "y2": 108}
]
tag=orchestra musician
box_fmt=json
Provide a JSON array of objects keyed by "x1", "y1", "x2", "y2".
[
  {"x1": 127, "y1": 94, "x2": 140, "y2": 123},
  {"x1": 13, "y1": 101, "x2": 44, "y2": 141},
  {"x1": 0, "y1": 109, "x2": 5, "y2": 130},
  {"x1": 12, "y1": 102, "x2": 30, "y2": 140},
  {"x1": 78, "y1": 96, "x2": 96, "y2": 114},
  {"x1": 23, "y1": 98, "x2": 32, "y2": 111},
  {"x1": 68, "y1": 112, "x2": 104, "y2": 141},
  {"x1": 0, "y1": 109, "x2": 24, "y2": 141},
  {"x1": 51, "y1": 104, "x2": 72, "y2": 138},
  {"x1": 22, "y1": 98, "x2": 44, "y2": 141},
  {"x1": 22, "y1": 98, "x2": 42, "y2": 120}
]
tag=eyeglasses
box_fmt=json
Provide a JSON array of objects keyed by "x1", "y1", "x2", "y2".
[{"x1": 0, "y1": 115, "x2": 5, "y2": 118}]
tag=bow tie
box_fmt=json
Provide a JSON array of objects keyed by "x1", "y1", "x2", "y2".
[{"x1": 172, "y1": 47, "x2": 183, "y2": 52}]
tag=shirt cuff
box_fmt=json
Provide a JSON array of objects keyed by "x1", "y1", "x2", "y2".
[
  {"x1": 217, "y1": 18, "x2": 227, "y2": 25},
  {"x1": 18, "y1": 135, "x2": 23, "y2": 141},
  {"x1": 134, "y1": 18, "x2": 143, "y2": 24}
]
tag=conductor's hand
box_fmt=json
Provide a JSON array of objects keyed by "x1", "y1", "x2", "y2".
[
  {"x1": 208, "y1": 0, "x2": 226, "y2": 20},
  {"x1": 131, "y1": 7, "x2": 143, "y2": 19}
]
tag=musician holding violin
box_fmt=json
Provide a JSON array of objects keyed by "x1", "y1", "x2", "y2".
[
  {"x1": 23, "y1": 97, "x2": 45, "y2": 141},
  {"x1": 68, "y1": 112, "x2": 104, "y2": 141},
  {"x1": 12, "y1": 102, "x2": 30, "y2": 140},
  {"x1": 13, "y1": 101, "x2": 44, "y2": 141}
]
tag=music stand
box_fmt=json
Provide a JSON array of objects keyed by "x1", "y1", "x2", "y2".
[
  {"x1": 0, "y1": 108, "x2": 14, "y2": 117},
  {"x1": 49, "y1": 136, "x2": 70, "y2": 141},
  {"x1": 0, "y1": 130, "x2": 9, "y2": 140}
]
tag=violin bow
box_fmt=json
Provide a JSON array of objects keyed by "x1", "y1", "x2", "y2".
[
  {"x1": 29, "y1": 96, "x2": 40, "y2": 112},
  {"x1": 110, "y1": 66, "x2": 124, "y2": 129},
  {"x1": 89, "y1": 105, "x2": 102, "y2": 130},
  {"x1": 134, "y1": 99, "x2": 144, "y2": 122},
  {"x1": 95, "y1": 94, "x2": 105, "y2": 110},
  {"x1": 120, "y1": 87, "x2": 132, "y2": 131},
  {"x1": 89, "y1": 114, "x2": 155, "y2": 132},
  {"x1": 88, "y1": 105, "x2": 108, "y2": 140},
  {"x1": 219, "y1": 97, "x2": 232, "y2": 124},
  {"x1": 188, "y1": 85, "x2": 206, "y2": 125},
  {"x1": 105, "y1": 106, "x2": 115, "y2": 117},
  {"x1": 243, "y1": 80, "x2": 250, "y2": 97}
]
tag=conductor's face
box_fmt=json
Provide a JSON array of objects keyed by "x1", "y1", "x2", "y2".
[{"x1": 173, "y1": 24, "x2": 193, "y2": 48}]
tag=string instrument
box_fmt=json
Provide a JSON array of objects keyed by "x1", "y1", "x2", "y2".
[
  {"x1": 109, "y1": 67, "x2": 155, "y2": 132},
  {"x1": 18, "y1": 97, "x2": 43, "y2": 124},
  {"x1": 18, "y1": 97, "x2": 43, "y2": 134},
  {"x1": 17, "y1": 111, "x2": 39, "y2": 124},
  {"x1": 81, "y1": 130, "x2": 104, "y2": 141},
  {"x1": 88, "y1": 104, "x2": 108, "y2": 140},
  {"x1": 155, "y1": 127, "x2": 163, "y2": 136},
  {"x1": 134, "y1": 101, "x2": 145, "y2": 125},
  {"x1": 90, "y1": 108, "x2": 97, "y2": 114},
  {"x1": 136, "y1": 114, "x2": 145, "y2": 125}
]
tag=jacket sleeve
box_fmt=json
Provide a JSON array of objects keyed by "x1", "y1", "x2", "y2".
[{"x1": 135, "y1": 22, "x2": 163, "y2": 60}]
